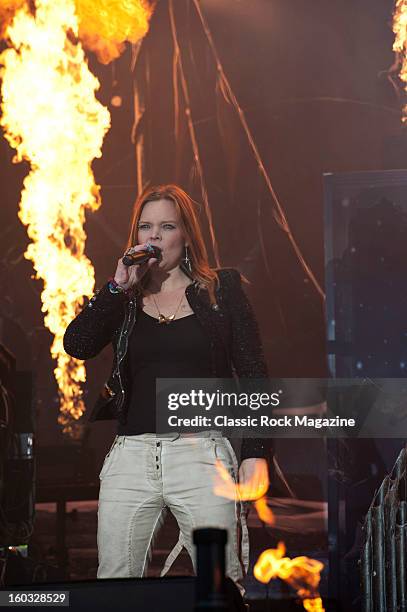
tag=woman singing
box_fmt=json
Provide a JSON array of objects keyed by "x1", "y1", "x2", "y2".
[{"x1": 63, "y1": 184, "x2": 269, "y2": 591}]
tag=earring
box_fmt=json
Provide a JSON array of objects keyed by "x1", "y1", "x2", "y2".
[{"x1": 184, "y1": 245, "x2": 192, "y2": 273}]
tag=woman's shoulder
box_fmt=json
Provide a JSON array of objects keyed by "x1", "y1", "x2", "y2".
[
  {"x1": 190, "y1": 268, "x2": 245, "y2": 300},
  {"x1": 214, "y1": 268, "x2": 245, "y2": 295},
  {"x1": 215, "y1": 267, "x2": 242, "y2": 285}
]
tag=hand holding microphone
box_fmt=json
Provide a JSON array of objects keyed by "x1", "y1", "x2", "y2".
[
  {"x1": 122, "y1": 243, "x2": 162, "y2": 267},
  {"x1": 113, "y1": 243, "x2": 162, "y2": 291}
]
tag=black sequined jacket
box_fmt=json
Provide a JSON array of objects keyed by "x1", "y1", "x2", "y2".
[{"x1": 63, "y1": 268, "x2": 269, "y2": 460}]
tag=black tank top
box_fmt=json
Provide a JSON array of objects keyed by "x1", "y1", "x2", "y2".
[{"x1": 117, "y1": 308, "x2": 212, "y2": 434}]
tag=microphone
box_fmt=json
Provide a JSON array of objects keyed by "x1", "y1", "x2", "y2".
[{"x1": 122, "y1": 244, "x2": 162, "y2": 267}]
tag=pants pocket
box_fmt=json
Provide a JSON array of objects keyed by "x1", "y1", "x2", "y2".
[
  {"x1": 99, "y1": 436, "x2": 119, "y2": 480},
  {"x1": 212, "y1": 438, "x2": 237, "y2": 479}
]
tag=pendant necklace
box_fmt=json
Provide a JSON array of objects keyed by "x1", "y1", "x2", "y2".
[{"x1": 150, "y1": 291, "x2": 185, "y2": 324}]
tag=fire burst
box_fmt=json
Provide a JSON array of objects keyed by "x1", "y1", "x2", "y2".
[
  {"x1": 0, "y1": 0, "x2": 153, "y2": 435},
  {"x1": 393, "y1": 0, "x2": 407, "y2": 119},
  {"x1": 75, "y1": 0, "x2": 153, "y2": 64},
  {"x1": 254, "y1": 542, "x2": 325, "y2": 612},
  {"x1": 214, "y1": 458, "x2": 275, "y2": 524},
  {"x1": 214, "y1": 460, "x2": 324, "y2": 611},
  {"x1": 0, "y1": 0, "x2": 110, "y2": 435}
]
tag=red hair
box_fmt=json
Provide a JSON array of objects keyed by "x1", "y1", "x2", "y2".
[{"x1": 127, "y1": 184, "x2": 219, "y2": 302}]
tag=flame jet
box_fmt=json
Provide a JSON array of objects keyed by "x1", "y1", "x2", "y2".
[
  {"x1": 0, "y1": 0, "x2": 154, "y2": 435},
  {"x1": 75, "y1": 0, "x2": 153, "y2": 64},
  {"x1": 393, "y1": 0, "x2": 407, "y2": 119},
  {"x1": 0, "y1": 0, "x2": 111, "y2": 435}
]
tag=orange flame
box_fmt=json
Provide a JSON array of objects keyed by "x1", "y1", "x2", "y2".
[
  {"x1": 0, "y1": 0, "x2": 154, "y2": 435},
  {"x1": 0, "y1": 0, "x2": 111, "y2": 435},
  {"x1": 75, "y1": 0, "x2": 154, "y2": 64},
  {"x1": 0, "y1": 0, "x2": 26, "y2": 38},
  {"x1": 254, "y1": 542, "x2": 324, "y2": 612},
  {"x1": 393, "y1": 0, "x2": 407, "y2": 120},
  {"x1": 303, "y1": 597, "x2": 325, "y2": 612},
  {"x1": 0, "y1": 1, "x2": 154, "y2": 64},
  {"x1": 254, "y1": 496, "x2": 275, "y2": 526},
  {"x1": 215, "y1": 460, "x2": 324, "y2": 610},
  {"x1": 214, "y1": 458, "x2": 270, "y2": 501},
  {"x1": 214, "y1": 458, "x2": 275, "y2": 525}
]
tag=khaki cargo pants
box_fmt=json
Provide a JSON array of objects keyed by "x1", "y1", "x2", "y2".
[{"x1": 97, "y1": 431, "x2": 249, "y2": 594}]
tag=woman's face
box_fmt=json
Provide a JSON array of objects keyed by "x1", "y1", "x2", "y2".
[{"x1": 137, "y1": 198, "x2": 186, "y2": 271}]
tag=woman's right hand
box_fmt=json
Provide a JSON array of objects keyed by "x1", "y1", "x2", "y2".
[{"x1": 113, "y1": 244, "x2": 158, "y2": 291}]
